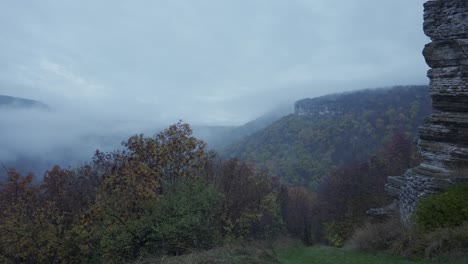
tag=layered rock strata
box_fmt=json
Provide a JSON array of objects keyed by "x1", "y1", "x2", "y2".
[{"x1": 369, "y1": 0, "x2": 468, "y2": 225}]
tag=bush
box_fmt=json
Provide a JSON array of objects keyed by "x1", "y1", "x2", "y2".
[
  {"x1": 86, "y1": 178, "x2": 224, "y2": 263},
  {"x1": 133, "y1": 240, "x2": 283, "y2": 264},
  {"x1": 392, "y1": 222, "x2": 468, "y2": 261},
  {"x1": 415, "y1": 182, "x2": 468, "y2": 232},
  {"x1": 155, "y1": 179, "x2": 224, "y2": 255},
  {"x1": 422, "y1": 222, "x2": 468, "y2": 260},
  {"x1": 350, "y1": 218, "x2": 404, "y2": 251},
  {"x1": 323, "y1": 221, "x2": 348, "y2": 247}
]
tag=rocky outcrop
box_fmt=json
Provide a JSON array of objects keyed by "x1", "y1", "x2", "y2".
[
  {"x1": 369, "y1": 0, "x2": 468, "y2": 225},
  {"x1": 294, "y1": 101, "x2": 343, "y2": 116},
  {"x1": 427, "y1": 66, "x2": 468, "y2": 111},
  {"x1": 294, "y1": 86, "x2": 431, "y2": 117},
  {"x1": 420, "y1": 0, "x2": 468, "y2": 169},
  {"x1": 384, "y1": 165, "x2": 468, "y2": 224},
  {"x1": 423, "y1": 0, "x2": 468, "y2": 40}
]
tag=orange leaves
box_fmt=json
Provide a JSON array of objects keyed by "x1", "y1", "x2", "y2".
[
  {"x1": 0, "y1": 170, "x2": 78, "y2": 263},
  {"x1": 93, "y1": 122, "x2": 207, "y2": 213},
  {"x1": 0, "y1": 169, "x2": 37, "y2": 220}
]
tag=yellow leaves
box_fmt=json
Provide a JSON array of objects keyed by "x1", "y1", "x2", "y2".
[
  {"x1": 238, "y1": 211, "x2": 262, "y2": 234},
  {"x1": 0, "y1": 122, "x2": 284, "y2": 262},
  {"x1": 260, "y1": 193, "x2": 279, "y2": 213},
  {"x1": 0, "y1": 192, "x2": 79, "y2": 263},
  {"x1": 94, "y1": 122, "x2": 208, "y2": 218}
]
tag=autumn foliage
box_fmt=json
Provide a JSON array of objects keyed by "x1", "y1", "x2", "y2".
[
  {"x1": 0, "y1": 121, "x2": 421, "y2": 263},
  {"x1": 0, "y1": 122, "x2": 283, "y2": 263}
]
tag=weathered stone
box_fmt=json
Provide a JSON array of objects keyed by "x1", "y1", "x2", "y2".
[
  {"x1": 419, "y1": 113, "x2": 468, "y2": 145},
  {"x1": 367, "y1": 200, "x2": 398, "y2": 218},
  {"x1": 369, "y1": 0, "x2": 468, "y2": 225},
  {"x1": 419, "y1": 140, "x2": 468, "y2": 167},
  {"x1": 394, "y1": 168, "x2": 454, "y2": 225},
  {"x1": 423, "y1": 0, "x2": 468, "y2": 40},
  {"x1": 423, "y1": 39, "x2": 468, "y2": 68},
  {"x1": 294, "y1": 100, "x2": 344, "y2": 116},
  {"x1": 428, "y1": 66, "x2": 468, "y2": 111},
  {"x1": 385, "y1": 185, "x2": 402, "y2": 199}
]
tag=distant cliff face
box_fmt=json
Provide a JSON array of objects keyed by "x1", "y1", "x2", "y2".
[
  {"x1": 293, "y1": 86, "x2": 430, "y2": 118},
  {"x1": 370, "y1": 0, "x2": 468, "y2": 225},
  {"x1": 294, "y1": 100, "x2": 343, "y2": 116}
]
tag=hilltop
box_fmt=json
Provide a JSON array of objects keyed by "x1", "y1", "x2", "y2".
[
  {"x1": 222, "y1": 85, "x2": 432, "y2": 188},
  {"x1": 0, "y1": 95, "x2": 49, "y2": 110}
]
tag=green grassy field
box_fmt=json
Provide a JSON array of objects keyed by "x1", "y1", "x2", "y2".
[{"x1": 277, "y1": 245, "x2": 467, "y2": 264}]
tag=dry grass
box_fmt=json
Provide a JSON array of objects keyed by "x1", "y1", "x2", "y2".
[
  {"x1": 348, "y1": 218, "x2": 404, "y2": 252},
  {"x1": 422, "y1": 221, "x2": 468, "y2": 261},
  {"x1": 132, "y1": 237, "x2": 300, "y2": 264}
]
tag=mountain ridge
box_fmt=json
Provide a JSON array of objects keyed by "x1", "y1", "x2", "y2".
[
  {"x1": 0, "y1": 95, "x2": 49, "y2": 110},
  {"x1": 221, "y1": 85, "x2": 432, "y2": 188}
]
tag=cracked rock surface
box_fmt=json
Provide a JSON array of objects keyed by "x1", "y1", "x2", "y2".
[{"x1": 369, "y1": 0, "x2": 468, "y2": 225}]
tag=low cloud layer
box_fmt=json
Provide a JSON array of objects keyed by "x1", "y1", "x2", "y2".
[
  {"x1": 1, "y1": 0, "x2": 429, "y2": 124},
  {"x1": 0, "y1": 0, "x2": 430, "y2": 171}
]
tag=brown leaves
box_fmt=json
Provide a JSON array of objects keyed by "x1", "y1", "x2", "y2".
[
  {"x1": 215, "y1": 159, "x2": 279, "y2": 239},
  {"x1": 283, "y1": 186, "x2": 317, "y2": 244}
]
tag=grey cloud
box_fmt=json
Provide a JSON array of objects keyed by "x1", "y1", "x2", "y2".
[{"x1": 0, "y1": 0, "x2": 430, "y2": 168}]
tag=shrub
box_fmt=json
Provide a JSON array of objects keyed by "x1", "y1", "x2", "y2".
[
  {"x1": 323, "y1": 221, "x2": 348, "y2": 247},
  {"x1": 84, "y1": 178, "x2": 224, "y2": 263},
  {"x1": 155, "y1": 179, "x2": 224, "y2": 255},
  {"x1": 415, "y1": 182, "x2": 468, "y2": 232},
  {"x1": 391, "y1": 229, "x2": 426, "y2": 260},
  {"x1": 133, "y1": 240, "x2": 282, "y2": 264},
  {"x1": 392, "y1": 222, "x2": 468, "y2": 261},
  {"x1": 350, "y1": 218, "x2": 404, "y2": 251},
  {"x1": 422, "y1": 222, "x2": 468, "y2": 260}
]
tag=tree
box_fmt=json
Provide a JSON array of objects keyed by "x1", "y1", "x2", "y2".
[
  {"x1": 283, "y1": 186, "x2": 316, "y2": 244},
  {"x1": 215, "y1": 159, "x2": 281, "y2": 240},
  {"x1": 79, "y1": 122, "x2": 212, "y2": 262}
]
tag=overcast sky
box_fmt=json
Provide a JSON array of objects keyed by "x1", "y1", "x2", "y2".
[{"x1": 1, "y1": 0, "x2": 429, "y2": 126}]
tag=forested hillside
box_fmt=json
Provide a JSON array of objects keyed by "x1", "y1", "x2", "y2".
[
  {"x1": 193, "y1": 104, "x2": 292, "y2": 148},
  {"x1": 1, "y1": 91, "x2": 465, "y2": 263},
  {"x1": 0, "y1": 121, "x2": 431, "y2": 263},
  {"x1": 222, "y1": 85, "x2": 432, "y2": 188}
]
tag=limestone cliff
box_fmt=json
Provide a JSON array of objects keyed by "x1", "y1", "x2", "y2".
[
  {"x1": 294, "y1": 86, "x2": 429, "y2": 117},
  {"x1": 294, "y1": 100, "x2": 343, "y2": 116},
  {"x1": 369, "y1": 0, "x2": 468, "y2": 225}
]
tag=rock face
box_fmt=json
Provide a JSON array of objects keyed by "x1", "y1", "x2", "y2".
[
  {"x1": 369, "y1": 0, "x2": 468, "y2": 225},
  {"x1": 294, "y1": 100, "x2": 344, "y2": 116},
  {"x1": 294, "y1": 86, "x2": 431, "y2": 117},
  {"x1": 420, "y1": 0, "x2": 468, "y2": 171},
  {"x1": 423, "y1": 0, "x2": 468, "y2": 40}
]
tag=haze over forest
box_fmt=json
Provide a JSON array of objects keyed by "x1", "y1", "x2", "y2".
[
  {"x1": 1, "y1": 0, "x2": 429, "y2": 170},
  {"x1": 3, "y1": 1, "x2": 468, "y2": 263}
]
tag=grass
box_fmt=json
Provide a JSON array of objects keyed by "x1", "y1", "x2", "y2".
[
  {"x1": 133, "y1": 239, "x2": 468, "y2": 264},
  {"x1": 277, "y1": 245, "x2": 468, "y2": 264},
  {"x1": 133, "y1": 241, "x2": 280, "y2": 264}
]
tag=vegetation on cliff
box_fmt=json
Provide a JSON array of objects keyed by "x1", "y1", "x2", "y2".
[{"x1": 222, "y1": 85, "x2": 431, "y2": 188}]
